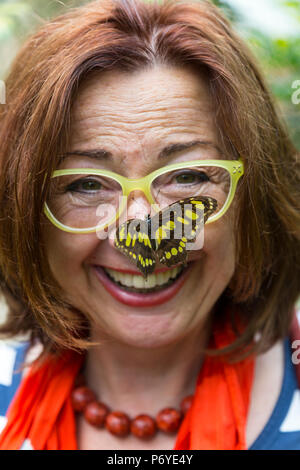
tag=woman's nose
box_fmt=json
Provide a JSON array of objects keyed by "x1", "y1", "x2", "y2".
[
  {"x1": 126, "y1": 190, "x2": 152, "y2": 221},
  {"x1": 107, "y1": 190, "x2": 152, "y2": 248}
]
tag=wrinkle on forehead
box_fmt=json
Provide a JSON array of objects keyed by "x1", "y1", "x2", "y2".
[
  {"x1": 68, "y1": 65, "x2": 219, "y2": 167},
  {"x1": 72, "y1": 65, "x2": 213, "y2": 119}
]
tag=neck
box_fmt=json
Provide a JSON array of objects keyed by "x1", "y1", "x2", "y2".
[{"x1": 84, "y1": 316, "x2": 213, "y2": 417}]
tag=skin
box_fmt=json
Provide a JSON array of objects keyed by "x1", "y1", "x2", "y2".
[{"x1": 42, "y1": 65, "x2": 283, "y2": 450}]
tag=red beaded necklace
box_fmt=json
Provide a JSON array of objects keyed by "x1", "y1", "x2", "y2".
[{"x1": 71, "y1": 373, "x2": 194, "y2": 439}]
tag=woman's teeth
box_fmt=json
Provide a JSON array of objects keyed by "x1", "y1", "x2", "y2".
[{"x1": 103, "y1": 265, "x2": 184, "y2": 292}]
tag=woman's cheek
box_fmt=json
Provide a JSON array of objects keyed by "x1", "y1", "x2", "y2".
[
  {"x1": 203, "y1": 219, "x2": 235, "y2": 271},
  {"x1": 43, "y1": 225, "x2": 100, "y2": 280}
]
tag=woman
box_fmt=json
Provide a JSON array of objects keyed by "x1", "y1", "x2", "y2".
[{"x1": 0, "y1": 0, "x2": 299, "y2": 450}]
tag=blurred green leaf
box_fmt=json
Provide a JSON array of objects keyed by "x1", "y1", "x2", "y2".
[
  {"x1": 214, "y1": 1, "x2": 300, "y2": 149},
  {"x1": 211, "y1": 0, "x2": 241, "y2": 22}
]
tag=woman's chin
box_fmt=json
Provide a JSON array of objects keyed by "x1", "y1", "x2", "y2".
[{"x1": 92, "y1": 309, "x2": 197, "y2": 349}]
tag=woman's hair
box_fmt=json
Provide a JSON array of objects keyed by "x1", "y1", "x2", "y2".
[{"x1": 0, "y1": 0, "x2": 299, "y2": 362}]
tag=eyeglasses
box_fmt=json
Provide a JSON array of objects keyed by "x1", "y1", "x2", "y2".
[{"x1": 43, "y1": 158, "x2": 244, "y2": 234}]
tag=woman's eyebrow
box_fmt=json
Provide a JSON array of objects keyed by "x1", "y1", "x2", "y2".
[
  {"x1": 159, "y1": 140, "x2": 221, "y2": 158},
  {"x1": 62, "y1": 140, "x2": 221, "y2": 160}
]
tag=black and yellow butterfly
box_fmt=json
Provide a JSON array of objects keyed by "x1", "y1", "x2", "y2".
[{"x1": 114, "y1": 196, "x2": 217, "y2": 278}]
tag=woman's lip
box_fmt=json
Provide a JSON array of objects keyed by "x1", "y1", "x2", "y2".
[{"x1": 92, "y1": 262, "x2": 194, "y2": 307}]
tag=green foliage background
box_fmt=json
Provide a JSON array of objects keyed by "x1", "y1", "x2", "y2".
[{"x1": 0, "y1": 0, "x2": 299, "y2": 148}]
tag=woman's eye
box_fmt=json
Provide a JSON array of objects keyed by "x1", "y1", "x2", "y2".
[
  {"x1": 175, "y1": 172, "x2": 209, "y2": 184},
  {"x1": 67, "y1": 179, "x2": 102, "y2": 192}
]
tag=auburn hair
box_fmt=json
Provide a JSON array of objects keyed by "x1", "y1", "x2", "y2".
[{"x1": 0, "y1": 0, "x2": 299, "y2": 362}]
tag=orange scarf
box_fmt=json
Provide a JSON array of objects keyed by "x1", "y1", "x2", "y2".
[{"x1": 0, "y1": 311, "x2": 255, "y2": 450}]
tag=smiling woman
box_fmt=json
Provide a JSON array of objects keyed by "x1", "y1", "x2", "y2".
[{"x1": 0, "y1": 0, "x2": 299, "y2": 451}]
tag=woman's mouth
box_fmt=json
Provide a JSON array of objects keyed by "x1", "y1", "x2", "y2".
[
  {"x1": 93, "y1": 262, "x2": 194, "y2": 307},
  {"x1": 104, "y1": 265, "x2": 184, "y2": 292}
]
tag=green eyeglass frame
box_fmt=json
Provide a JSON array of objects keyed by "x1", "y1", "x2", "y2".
[{"x1": 43, "y1": 158, "x2": 244, "y2": 234}]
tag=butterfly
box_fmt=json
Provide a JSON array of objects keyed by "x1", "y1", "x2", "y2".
[{"x1": 114, "y1": 196, "x2": 218, "y2": 278}]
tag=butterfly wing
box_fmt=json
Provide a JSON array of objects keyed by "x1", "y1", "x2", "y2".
[
  {"x1": 114, "y1": 196, "x2": 218, "y2": 275},
  {"x1": 114, "y1": 218, "x2": 156, "y2": 278},
  {"x1": 152, "y1": 196, "x2": 218, "y2": 268}
]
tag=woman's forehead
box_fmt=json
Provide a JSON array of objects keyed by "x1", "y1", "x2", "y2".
[
  {"x1": 72, "y1": 65, "x2": 213, "y2": 108},
  {"x1": 68, "y1": 65, "x2": 219, "y2": 161}
]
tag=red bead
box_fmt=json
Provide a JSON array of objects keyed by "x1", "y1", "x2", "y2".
[
  {"x1": 71, "y1": 386, "x2": 97, "y2": 412},
  {"x1": 156, "y1": 408, "x2": 182, "y2": 433},
  {"x1": 130, "y1": 414, "x2": 157, "y2": 439},
  {"x1": 180, "y1": 395, "x2": 194, "y2": 415},
  {"x1": 105, "y1": 411, "x2": 131, "y2": 437},
  {"x1": 84, "y1": 401, "x2": 110, "y2": 427}
]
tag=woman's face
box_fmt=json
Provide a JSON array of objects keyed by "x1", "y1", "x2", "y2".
[{"x1": 43, "y1": 65, "x2": 236, "y2": 348}]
